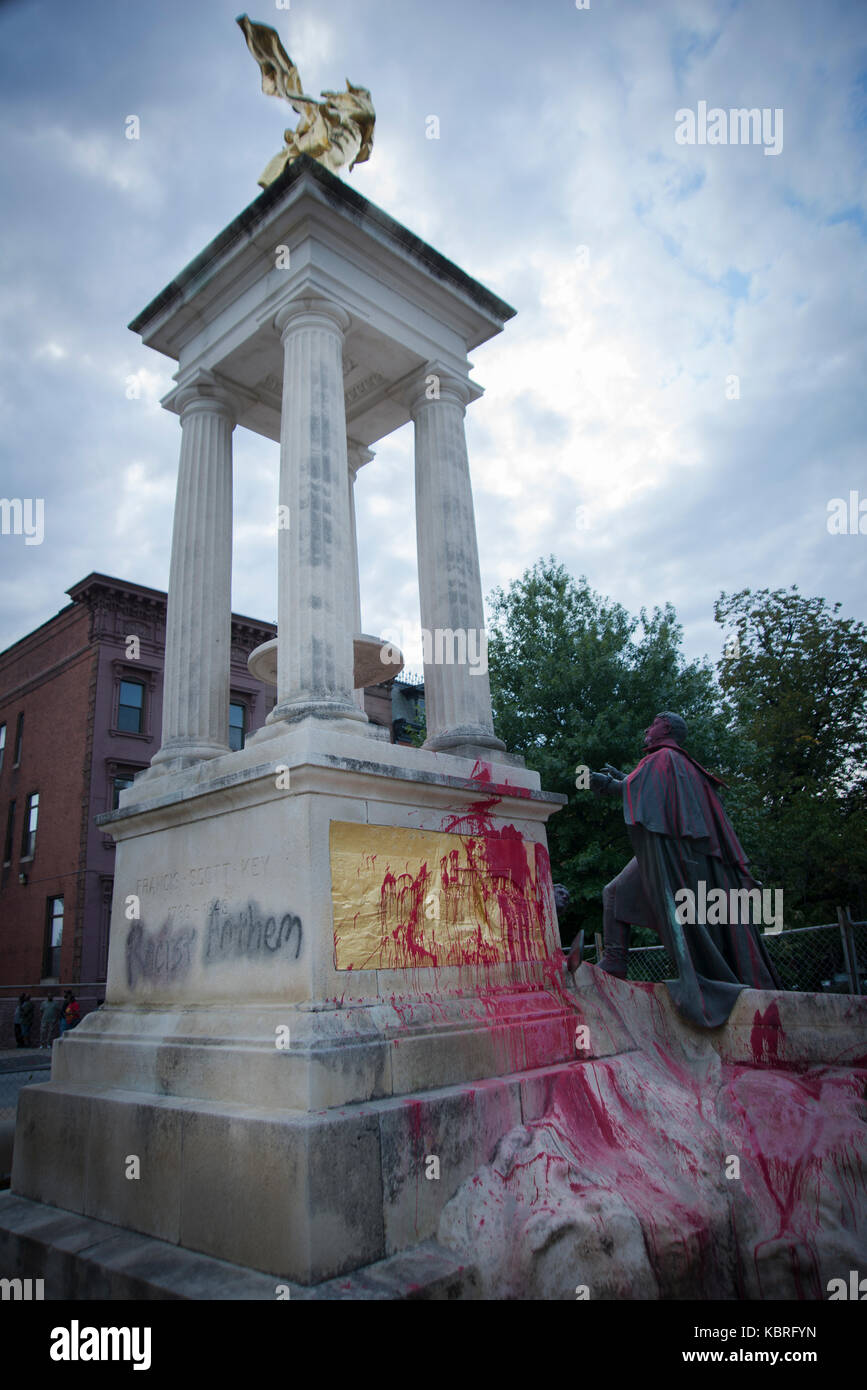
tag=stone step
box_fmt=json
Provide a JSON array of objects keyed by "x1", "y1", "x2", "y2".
[{"x1": 0, "y1": 1192, "x2": 477, "y2": 1300}]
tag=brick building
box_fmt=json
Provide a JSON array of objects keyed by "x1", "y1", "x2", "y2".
[
  {"x1": 0, "y1": 574, "x2": 422, "y2": 1042},
  {"x1": 0, "y1": 574, "x2": 277, "y2": 1041}
]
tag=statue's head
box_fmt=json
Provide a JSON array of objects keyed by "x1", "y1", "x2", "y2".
[
  {"x1": 552, "y1": 883, "x2": 570, "y2": 914},
  {"x1": 644, "y1": 711, "x2": 687, "y2": 749}
]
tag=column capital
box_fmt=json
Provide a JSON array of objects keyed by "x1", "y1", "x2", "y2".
[
  {"x1": 165, "y1": 370, "x2": 243, "y2": 425},
  {"x1": 274, "y1": 296, "x2": 352, "y2": 340},
  {"x1": 404, "y1": 362, "x2": 482, "y2": 419},
  {"x1": 347, "y1": 439, "x2": 375, "y2": 480}
]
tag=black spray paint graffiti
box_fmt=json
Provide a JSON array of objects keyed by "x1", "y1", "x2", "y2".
[
  {"x1": 203, "y1": 900, "x2": 303, "y2": 966},
  {"x1": 126, "y1": 921, "x2": 197, "y2": 990}
]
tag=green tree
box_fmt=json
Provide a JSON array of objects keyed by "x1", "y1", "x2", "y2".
[
  {"x1": 713, "y1": 586, "x2": 867, "y2": 923},
  {"x1": 486, "y1": 558, "x2": 727, "y2": 946}
]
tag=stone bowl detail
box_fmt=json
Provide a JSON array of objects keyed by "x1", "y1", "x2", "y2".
[{"x1": 247, "y1": 634, "x2": 404, "y2": 689}]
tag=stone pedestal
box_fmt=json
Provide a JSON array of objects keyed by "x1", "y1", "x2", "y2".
[{"x1": 12, "y1": 726, "x2": 572, "y2": 1284}]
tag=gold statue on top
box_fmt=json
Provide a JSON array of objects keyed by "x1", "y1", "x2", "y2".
[{"x1": 237, "y1": 14, "x2": 375, "y2": 187}]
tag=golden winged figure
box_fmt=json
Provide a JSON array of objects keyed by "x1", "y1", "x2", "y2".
[{"x1": 237, "y1": 14, "x2": 375, "y2": 186}]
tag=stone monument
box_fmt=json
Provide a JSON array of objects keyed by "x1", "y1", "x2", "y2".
[{"x1": 3, "y1": 65, "x2": 577, "y2": 1291}]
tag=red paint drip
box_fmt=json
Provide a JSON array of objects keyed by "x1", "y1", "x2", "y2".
[
  {"x1": 456, "y1": 982, "x2": 867, "y2": 1299},
  {"x1": 750, "y1": 1001, "x2": 783, "y2": 1066},
  {"x1": 371, "y1": 810, "x2": 553, "y2": 972}
]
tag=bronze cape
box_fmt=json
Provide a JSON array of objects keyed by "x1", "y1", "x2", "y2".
[{"x1": 617, "y1": 740, "x2": 782, "y2": 1028}]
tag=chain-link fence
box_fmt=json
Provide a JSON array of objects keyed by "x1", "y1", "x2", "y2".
[{"x1": 623, "y1": 918, "x2": 866, "y2": 994}]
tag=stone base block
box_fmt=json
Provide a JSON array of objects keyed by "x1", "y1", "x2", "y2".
[
  {"x1": 49, "y1": 983, "x2": 577, "y2": 1111},
  {"x1": 11, "y1": 1054, "x2": 576, "y2": 1285}
]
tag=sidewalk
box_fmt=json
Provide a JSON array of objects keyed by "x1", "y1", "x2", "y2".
[
  {"x1": 0, "y1": 1048, "x2": 52, "y2": 1073},
  {"x1": 1, "y1": 1051, "x2": 52, "y2": 1175}
]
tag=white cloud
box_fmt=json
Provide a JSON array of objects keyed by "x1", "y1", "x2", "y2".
[
  {"x1": 27, "y1": 124, "x2": 165, "y2": 206},
  {"x1": 33, "y1": 342, "x2": 67, "y2": 361}
]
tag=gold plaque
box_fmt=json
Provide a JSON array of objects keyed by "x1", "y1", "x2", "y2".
[{"x1": 330, "y1": 821, "x2": 552, "y2": 971}]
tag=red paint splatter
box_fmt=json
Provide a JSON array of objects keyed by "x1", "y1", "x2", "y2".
[
  {"x1": 750, "y1": 1001, "x2": 783, "y2": 1066},
  {"x1": 441, "y1": 796, "x2": 503, "y2": 837},
  {"x1": 368, "y1": 817, "x2": 554, "y2": 973},
  {"x1": 450, "y1": 979, "x2": 867, "y2": 1300}
]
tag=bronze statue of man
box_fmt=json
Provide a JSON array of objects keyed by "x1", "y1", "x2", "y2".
[{"x1": 573, "y1": 712, "x2": 782, "y2": 1028}]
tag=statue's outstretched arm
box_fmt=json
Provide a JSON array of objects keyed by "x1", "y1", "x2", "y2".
[{"x1": 590, "y1": 772, "x2": 622, "y2": 798}]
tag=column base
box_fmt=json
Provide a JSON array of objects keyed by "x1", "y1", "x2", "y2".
[
  {"x1": 143, "y1": 741, "x2": 232, "y2": 779},
  {"x1": 266, "y1": 697, "x2": 369, "y2": 727},
  {"x1": 424, "y1": 727, "x2": 509, "y2": 759},
  {"x1": 249, "y1": 714, "x2": 390, "y2": 746},
  {"x1": 432, "y1": 743, "x2": 525, "y2": 768}
]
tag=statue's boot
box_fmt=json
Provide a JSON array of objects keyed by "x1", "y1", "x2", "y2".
[
  {"x1": 566, "y1": 933, "x2": 584, "y2": 974},
  {"x1": 598, "y1": 880, "x2": 630, "y2": 978}
]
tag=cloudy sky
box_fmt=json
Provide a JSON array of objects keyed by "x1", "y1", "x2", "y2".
[{"x1": 1, "y1": 0, "x2": 865, "y2": 675}]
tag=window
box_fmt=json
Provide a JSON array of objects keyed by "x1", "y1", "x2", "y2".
[
  {"x1": 13, "y1": 713, "x2": 23, "y2": 767},
  {"x1": 105, "y1": 761, "x2": 145, "y2": 816},
  {"x1": 109, "y1": 663, "x2": 156, "y2": 742},
  {"x1": 112, "y1": 773, "x2": 135, "y2": 809},
  {"x1": 229, "y1": 701, "x2": 246, "y2": 752},
  {"x1": 21, "y1": 791, "x2": 38, "y2": 859},
  {"x1": 3, "y1": 801, "x2": 14, "y2": 864},
  {"x1": 43, "y1": 897, "x2": 63, "y2": 979},
  {"x1": 117, "y1": 681, "x2": 145, "y2": 733},
  {"x1": 0, "y1": 722, "x2": 5, "y2": 771}
]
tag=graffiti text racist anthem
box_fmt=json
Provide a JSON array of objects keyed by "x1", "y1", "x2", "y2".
[
  {"x1": 125, "y1": 899, "x2": 302, "y2": 989},
  {"x1": 204, "y1": 899, "x2": 302, "y2": 964}
]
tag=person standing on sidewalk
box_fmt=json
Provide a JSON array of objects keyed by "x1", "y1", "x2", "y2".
[
  {"x1": 15, "y1": 993, "x2": 34, "y2": 1047},
  {"x1": 40, "y1": 995, "x2": 61, "y2": 1048},
  {"x1": 13, "y1": 994, "x2": 26, "y2": 1047},
  {"x1": 60, "y1": 993, "x2": 80, "y2": 1035}
]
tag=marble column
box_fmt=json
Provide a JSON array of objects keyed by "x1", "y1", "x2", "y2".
[
  {"x1": 347, "y1": 440, "x2": 374, "y2": 711},
  {"x1": 410, "y1": 368, "x2": 505, "y2": 755},
  {"x1": 150, "y1": 378, "x2": 236, "y2": 769},
  {"x1": 268, "y1": 298, "x2": 366, "y2": 726}
]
